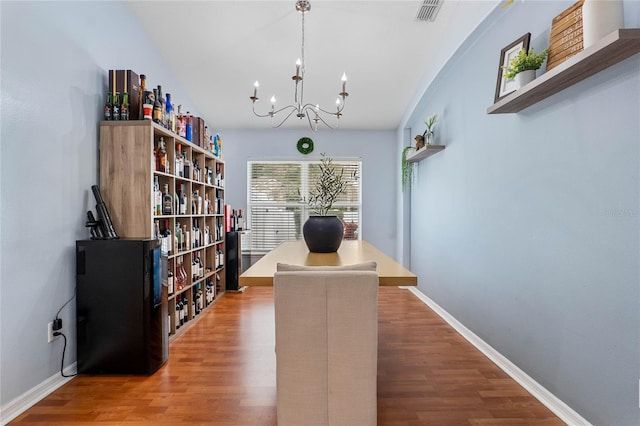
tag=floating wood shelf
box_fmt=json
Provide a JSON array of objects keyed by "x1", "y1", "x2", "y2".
[
  {"x1": 487, "y1": 28, "x2": 640, "y2": 114},
  {"x1": 405, "y1": 145, "x2": 445, "y2": 163}
]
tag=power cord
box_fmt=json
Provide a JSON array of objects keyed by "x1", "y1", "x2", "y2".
[
  {"x1": 53, "y1": 288, "x2": 77, "y2": 378},
  {"x1": 53, "y1": 331, "x2": 76, "y2": 377}
]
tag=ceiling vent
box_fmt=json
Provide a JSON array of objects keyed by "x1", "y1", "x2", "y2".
[{"x1": 415, "y1": 0, "x2": 443, "y2": 22}]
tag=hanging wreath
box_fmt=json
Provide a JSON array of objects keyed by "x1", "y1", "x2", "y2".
[{"x1": 297, "y1": 137, "x2": 314, "y2": 155}]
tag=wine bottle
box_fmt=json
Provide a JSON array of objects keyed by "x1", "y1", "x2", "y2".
[
  {"x1": 166, "y1": 93, "x2": 175, "y2": 133},
  {"x1": 163, "y1": 220, "x2": 175, "y2": 256},
  {"x1": 162, "y1": 184, "x2": 172, "y2": 215},
  {"x1": 183, "y1": 295, "x2": 189, "y2": 323},
  {"x1": 175, "y1": 223, "x2": 182, "y2": 252},
  {"x1": 139, "y1": 74, "x2": 146, "y2": 119},
  {"x1": 192, "y1": 255, "x2": 197, "y2": 282},
  {"x1": 183, "y1": 151, "x2": 191, "y2": 179},
  {"x1": 183, "y1": 224, "x2": 190, "y2": 250},
  {"x1": 175, "y1": 299, "x2": 181, "y2": 329},
  {"x1": 104, "y1": 92, "x2": 113, "y2": 121},
  {"x1": 168, "y1": 268, "x2": 174, "y2": 295},
  {"x1": 237, "y1": 209, "x2": 244, "y2": 231},
  {"x1": 180, "y1": 184, "x2": 187, "y2": 215},
  {"x1": 157, "y1": 85, "x2": 166, "y2": 128},
  {"x1": 195, "y1": 287, "x2": 202, "y2": 314},
  {"x1": 112, "y1": 92, "x2": 120, "y2": 121},
  {"x1": 154, "y1": 177, "x2": 162, "y2": 216},
  {"x1": 152, "y1": 88, "x2": 162, "y2": 124},
  {"x1": 120, "y1": 92, "x2": 129, "y2": 121}
]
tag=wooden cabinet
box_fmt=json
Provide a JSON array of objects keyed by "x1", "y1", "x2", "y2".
[{"x1": 99, "y1": 120, "x2": 226, "y2": 341}]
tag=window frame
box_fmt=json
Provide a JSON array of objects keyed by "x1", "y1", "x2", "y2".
[{"x1": 246, "y1": 158, "x2": 362, "y2": 254}]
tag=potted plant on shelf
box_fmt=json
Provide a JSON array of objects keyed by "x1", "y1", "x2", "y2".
[
  {"x1": 502, "y1": 47, "x2": 549, "y2": 88},
  {"x1": 423, "y1": 114, "x2": 438, "y2": 146},
  {"x1": 401, "y1": 146, "x2": 415, "y2": 192},
  {"x1": 302, "y1": 153, "x2": 358, "y2": 253}
]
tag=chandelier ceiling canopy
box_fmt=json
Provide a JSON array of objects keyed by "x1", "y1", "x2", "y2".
[{"x1": 250, "y1": 0, "x2": 348, "y2": 131}]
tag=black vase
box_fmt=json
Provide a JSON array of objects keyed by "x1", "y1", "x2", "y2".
[{"x1": 303, "y1": 216, "x2": 344, "y2": 253}]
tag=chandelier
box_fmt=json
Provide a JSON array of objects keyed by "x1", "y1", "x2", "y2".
[{"x1": 250, "y1": 0, "x2": 349, "y2": 131}]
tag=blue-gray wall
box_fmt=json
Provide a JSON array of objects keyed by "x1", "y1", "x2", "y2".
[
  {"x1": 0, "y1": 1, "x2": 201, "y2": 412},
  {"x1": 404, "y1": 2, "x2": 640, "y2": 424},
  {"x1": 221, "y1": 129, "x2": 397, "y2": 258}
]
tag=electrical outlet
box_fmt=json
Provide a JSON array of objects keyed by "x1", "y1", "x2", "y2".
[{"x1": 47, "y1": 321, "x2": 60, "y2": 343}]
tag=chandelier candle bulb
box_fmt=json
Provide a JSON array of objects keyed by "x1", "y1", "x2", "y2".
[
  {"x1": 341, "y1": 73, "x2": 347, "y2": 93},
  {"x1": 252, "y1": 81, "x2": 259, "y2": 99},
  {"x1": 296, "y1": 59, "x2": 301, "y2": 78}
]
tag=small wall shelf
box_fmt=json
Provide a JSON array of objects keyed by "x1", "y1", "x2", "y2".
[
  {"x1": 405, "y1": 145, "x2": 445, "y2": 163},
  {"x1": 487, "y1": 28, "x2": 640, "y2": 114}
]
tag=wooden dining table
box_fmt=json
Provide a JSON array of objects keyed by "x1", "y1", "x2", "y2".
[{"x1": 239, "y1": 240, "x2": 417, "y2": 286}]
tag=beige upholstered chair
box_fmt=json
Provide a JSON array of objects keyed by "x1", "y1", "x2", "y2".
[{"x1": 274, "y1": 262, "x2": 379, "y2": 426}]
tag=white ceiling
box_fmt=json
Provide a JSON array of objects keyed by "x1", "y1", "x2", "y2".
[{"x1": 126, "y1": 1, "x2": 499, "y2": 131}]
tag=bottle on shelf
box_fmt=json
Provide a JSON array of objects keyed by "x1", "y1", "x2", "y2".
[
  {"x1": 237, "y1": 209, "x2": 244, "y2": 231},
  {"x1": 183, "y1": 150, "x2": 191, "y2": 179},
  {"x1": 182, "y1": 295, "x2": 189, "y2": 324},
  {"x1": 166, "y1": 93, "x2": 175, "y2": 133},
  {"x1": 155, "y1": 137, "x2": 167, "y2": 173},
  {"x1": 120, "y1": 92, "x2": 129, "y2": 121},
  {"x1": 112, "y1": 92, "x2": 120, "y2": 121},
  {"x1": 231, "y1": 209, "x2": 237, "y2": 232},
  {"x1": 179, "y1": 184, "x2": 187, "y2": 215},
  {"x1": 185, "y1": 111, "x2": 193, "y2": 141},
  {"x1": 154, "y1": 177, "x2": 162, "y2": 216},
  {"x1": 168, "y1": 268, "x2": 174, "y2": 295},
  {"x1": 163, "y1": 219, "x2": 172, "y2": 256},
  {"x1": 177, "y1": 104, "x2": 186, "y2": 138},
  {"x1": 157, "y1": 85, "x2": 166, "y2": 128},
  {"x1": 192, "y1": 159, "x2": 199, "y2": 182},
  {"x1": 104, "y1": 92, "x2": 113, "y2": 121},
  {"x1": 175, "y1": 257, "x2": 183, "y2": 291},
  {"x1": 162, "y1": 184, "x2": 172, "y2": 215},
  {"x1": 175, "y1": 298, "x2": 181, "y2": 330},
  {"x1": 139, "y1": 74, "x2": 146, "y2": 119},
  {"x1": 191, "y1": 255, "x2": 197, "y2": 282},
  {"x1": 183, "y1": 224, "x2": 191, "y2": 250},
  {"x1": 175, "y1": 144, "x2": 183, "y2": 178},
  {"x1": 175, "y1": 222, "x2": 183, "y2": 252},
  {"x1": 195, "y1": 286, "x2": 202, "y2": 315},
  {"x1": 195, "y1": 191, "x2": 203, "y2": 215},
  {"x1": 204, "y1": 225, "x2": 210, "y2": 245},
  {"x1": 152, "y1": 88, "x2": 162, "y2": 124},
  {"x1": 179, "y1": 257, "x2": 188, "y2": 290}
]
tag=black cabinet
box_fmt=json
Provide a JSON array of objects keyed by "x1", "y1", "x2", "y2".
[{"x1": 225, "y1": 231, "x2": 242, "y2": 291}]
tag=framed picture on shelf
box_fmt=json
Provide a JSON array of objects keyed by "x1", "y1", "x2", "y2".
[{"x1": 494, "y1": 32, "x2": 531, "y2": 103}]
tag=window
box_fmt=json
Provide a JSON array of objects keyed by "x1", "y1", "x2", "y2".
[{"x1": 247, "y1": 159, "x2": 361, "y2": 253}]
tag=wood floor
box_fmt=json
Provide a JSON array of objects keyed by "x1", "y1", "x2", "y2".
[{"x1": 10, "y1": 287, "x2": 564, "y2": 425}]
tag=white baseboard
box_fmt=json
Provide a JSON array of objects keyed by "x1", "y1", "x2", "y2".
[
  {"x1": 401, "y1": 286, "x2": 592, "y2": 426},
  {"x1": 0, "y1": 363, "x2": 76, "y2": 425}
]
